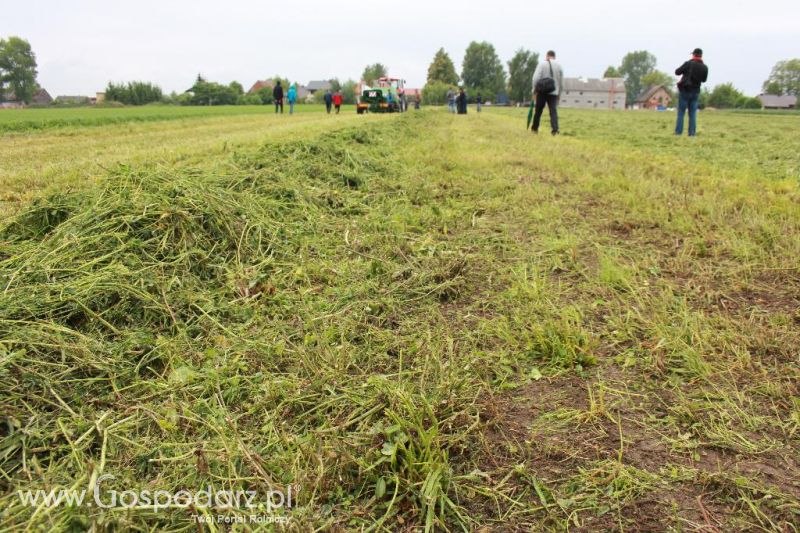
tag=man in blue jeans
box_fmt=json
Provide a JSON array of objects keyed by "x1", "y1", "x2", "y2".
[{"x1": 674, "y1": 48, "x2": 709, "y2": 136}]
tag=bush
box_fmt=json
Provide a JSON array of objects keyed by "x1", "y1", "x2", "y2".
[
  {"x1": 421, "y1": 81, "x2": 452, "y2": 105},
  {"x1": 188, "y1": 80, "x2": 238, "y2": 105},
  {"x1": 341, "y1": 80, "x2": 358, "y2": 105},
  {"x1": 237, "y1": 94, "x2": 262, "y2": 106},
  {"x1": 105, "y1": 81, "x2": 163, "y2": 105},
  {"x1": 737, "y1": 96, "x2": 762, "y2": 109}
]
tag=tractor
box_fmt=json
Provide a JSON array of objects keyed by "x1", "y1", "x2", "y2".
[{"x1": 356, "y1": 77, "x2": 405, "y2": 114}]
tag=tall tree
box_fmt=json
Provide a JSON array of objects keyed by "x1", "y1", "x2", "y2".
[
  {"x1": 507, "y1": 48, "x2": 539, "y2": 102},
  {"x1": 603, "y1": 66, "x2": 622, "y2": 78},
  {"x1": 762, "y1": 59, "x2": 800, "y2": 96},
  {"x1": 362, "y1": 63, "x2": 387, "y2": 85},
  {"x1": 0, "y1": 36, "x2": 38, "y2": 103},
  {"x1": 461, "y1": 41, "x2": 506, "y2": 98},
  {"x1": 618, "y1": 50, "x2": 657, "y2": 106},
  {"x1": 427, "y1": 48, "x2": 458, "y2": 85}
]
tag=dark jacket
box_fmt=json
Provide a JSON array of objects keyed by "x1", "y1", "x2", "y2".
[
  {"x1": 323, "y1": 92, "x2": 333, "y2": 104},
  {"x1": 273, "y1": 84, "x2": 284, "y2": 100},
  {"x1": 456, "y1": 91, "x2": 467, "y2": 114},
  {"x1": 675, "y1": 59, "x2": 708, "y2": 92}
]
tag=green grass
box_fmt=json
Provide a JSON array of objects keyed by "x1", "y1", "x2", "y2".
[
  {"x1": 1, "y1": 107, "x2": 799, "y2": 531},
  {"x1": 0, "y1": 104, "x2": 332, "y2": 133}
]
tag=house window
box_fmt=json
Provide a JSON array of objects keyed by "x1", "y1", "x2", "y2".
[
  {"x1": 579, "y1": 91, "x2": 583, "y2": 95},
  {"x1": 587, "y1": 100, "x2": 592, "y2": 103},
  {"x1": 600, "y1": 100, "x2": 605, "y2": 104}
]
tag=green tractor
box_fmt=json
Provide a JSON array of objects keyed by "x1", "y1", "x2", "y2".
[{"x1": 356, "y1": 77, "x2": 405, "y2": 114}]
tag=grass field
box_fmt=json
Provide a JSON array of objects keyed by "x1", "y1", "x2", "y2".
[
  {"x1": 1, "y1": 105, "x2": 799, "y2": 531},
  {"x1": 0, "y1": 105, "x2": 328, "y2": 133}
]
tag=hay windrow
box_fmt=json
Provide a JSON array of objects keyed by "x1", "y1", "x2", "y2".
[{"x1": 1, "y1": 117, "x2": 486, "y2": 531}]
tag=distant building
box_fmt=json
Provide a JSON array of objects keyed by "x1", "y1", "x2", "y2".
[
  {"x1": 560, "y1": 78, "x2": 626, "y2": 109},
  {"x1": 95, "y1": 92, "x2": 106, "y2": 105},
  {"x1": 306, "y1": 80, "x2": 332, "y2": 94},
  {"x1": 0, "y1": 87, "x2": 53, "y2": 107},
  {"x1": 32, "y1": 88, "x2": 53, "y2": 105},
  {"x1": 633, "y1": 85, "x2": 671, "y2": 110},
  {"x1": 758, "y1": 94, "x2": 796, "y2": 109}
]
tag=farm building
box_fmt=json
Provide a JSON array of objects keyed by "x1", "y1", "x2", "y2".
[
  {"x1": 0, "y1": 87, "x2": 53, "y2": 107},
  {"x1": 32, "y1": 88, "x2": 53, "y2": 105},
  {"x1": 758, "y1": 94, "x2": 796, "y2": 109},
  {"x1": 560, "y1": 78, "x2": 626, "y2": 109},
  {"x1": 633, "y1": 85, "x2": 672, "y2": 110},
  {"x1": 306, "y1": 80, "x2": 333, "y2": 94}
]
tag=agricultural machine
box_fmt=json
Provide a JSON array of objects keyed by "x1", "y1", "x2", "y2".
[{"x1": 356, "y1": 77, "x2": 406, "y2": 114}]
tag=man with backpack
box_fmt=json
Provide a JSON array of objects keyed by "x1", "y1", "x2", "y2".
[
  {"x1": 531, "y1": 50, "x2": 564, "y2": 135},
  {"x1": 674, "y1": 48, "x2": 709, "y2": 137}
]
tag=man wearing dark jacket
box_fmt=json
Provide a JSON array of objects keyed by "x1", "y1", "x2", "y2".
[
  {"x1": 273, "y1": 81, "x2": 284, "y2": 114},
  {"x1": 674, "y1": 48, "x2": 708, "y2": 136}
]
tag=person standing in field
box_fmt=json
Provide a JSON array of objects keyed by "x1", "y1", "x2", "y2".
[
  {"x1": 456, "y1": 88, "x2": 468, "y2": 114},
  {"x1": 476, "y1": 93, "x2": 483, "y2": 113},
  {"x1": 287, "y1": 83, "x2": 297, "y2": 115},
  {"x1": 333, "y1": 90, "x2": 343, "y2": 114},
  {"x1": 323, "y1": 89, "x2": 333, "y2": 114},
  {"x1": 531, "y1": 50, "x2": 564, "y2": 135},
  {"x1": 447, "y1": 87, "x2": 456, "y2": 113},
  {"x1": 674, "y1": 48, "x2": 709, "y2": 137},
  {"x1": 273, "y1": 81, "x2": 284, "y2": 114}
]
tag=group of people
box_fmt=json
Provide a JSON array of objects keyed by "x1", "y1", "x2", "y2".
[
  {"x1": 527, "y1": 48, "x2": 709, "y2": 137},
  {"x1": 270, "y1": 81, "x2": 344, "y2": 115},
  {"x1": 446, "y1": 87, "x2": 472, "y2": 114},
  {"x1": 321, "y1": 89, "x2": 344, "y2": 114}
]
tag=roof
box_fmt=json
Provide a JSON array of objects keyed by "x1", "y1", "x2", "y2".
[
  {"x1": 33, "y1": 88, "x2": 53, "y2": 103},
  {"x1": 563, "y1": 77, "x2": 626, "y2": 93},
  {"x1": 307, "y1": 80, "x2": 332, "y2": 91},
  {"x1": 248, "y1": 79, "x2": 275, "y2": 94},
  {"x1": 758, "y1": 94, "x2": 796, "y2": 108},
  {"x1": 635, "y1": 85, "x2": 668, "y2": 103}
]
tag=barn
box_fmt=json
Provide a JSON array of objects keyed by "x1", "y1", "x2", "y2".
[{"x1": 560, "y1": 78, "x2": 626, "y2": 109}]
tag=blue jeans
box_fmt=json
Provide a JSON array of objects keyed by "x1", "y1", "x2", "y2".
[
  {"x1": 448, "y1": 100, "x2": 456, "y2": 113},
  {"x1": 289, "y1": 101, "x2": 295, "y2": 114},
  {"x1": 675, "y1": 90, "x2": 699, "y2": 136}
]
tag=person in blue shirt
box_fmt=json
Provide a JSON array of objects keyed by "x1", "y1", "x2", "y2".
[
  {"x1": 323, "y1": 89, "x2": 333, "y2": 114},
  {"x1": 287, "y1": 83, "x2": 297, "y2": 115}
]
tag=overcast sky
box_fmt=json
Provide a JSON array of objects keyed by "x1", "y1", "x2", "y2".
[{"x1": 3, "y1": 0, "x2": 798, "y2": 97}]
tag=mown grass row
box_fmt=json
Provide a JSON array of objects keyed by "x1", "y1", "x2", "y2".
[
  {"x1": 0, "y1": 105, "x2": 327, "y2": 134},
  {"x1": 0, "y1": 113, "x2": 518, "y2": 531}
]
